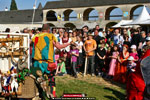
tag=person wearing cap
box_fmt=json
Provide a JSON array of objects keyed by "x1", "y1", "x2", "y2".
[
  {"x1": 127, "y1": 56, "x2": 136, "y2": 73},
  {"x1": 146, "y1": 37, "x2": 150, "y2": 46},
  {"x1": 83, "y1": 33, "x2": 97, "y2": 76},
  {"x1": 32, "y1": 24, "x2": 72, "y2": 97},
  {"x1": 129, "y1": 45, "x2": 139, "y2": 62}
]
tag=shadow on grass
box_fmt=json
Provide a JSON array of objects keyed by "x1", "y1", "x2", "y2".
[
  {"x1": 104, "y1": 96, "x2": 118, "y2": 100},
  {"x1": 103, "y1": 78, "x2": 126, "y2": 89},
  {"x1": 104, "y1": 87, "x2": 126, "y2": 100}
]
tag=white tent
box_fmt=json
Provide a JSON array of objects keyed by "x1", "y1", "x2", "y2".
[
  {"x1": 135, "y1": 19, "x2": 150, "y2": 25},
  {"x1": 112, "y1": 20, "x2": 133, "y2": 28},
  {"x1": 123, "y1": 6, "x2": 150, "y2": 25}
]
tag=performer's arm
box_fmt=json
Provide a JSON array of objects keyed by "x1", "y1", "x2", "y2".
[{"x1": 53, "y1": 41, "x2": 71, "y2": 50}]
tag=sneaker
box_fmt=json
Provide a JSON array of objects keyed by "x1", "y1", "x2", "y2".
[
  {"x1": 91, "y1": 73, "x2": 95, "y2": 77},
  {"x1": 98, "y1": 73, "x2": 101, "y2": 77},
  {"x1": 75, "y1": 74, "x2": 78, "y2": 78}
]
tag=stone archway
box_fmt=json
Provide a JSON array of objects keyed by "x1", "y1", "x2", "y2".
[
  {"x1": 130, "y1": 5, "x2": 148, "y2": 19},
  {"x1": 105, "y1": 7, "x2": 123, "y2": 20},
  {"x1": 106, "y1": 22, "x2": 117, "y2": 28},
  {"x1": 63, "y1": 9, "x2": 77, "y2": 21},
  {"x1": 83, "y1": 8, "x2": 98, "y2": 21},
  {"x1": 64, "y1": 23, "x2": 76, "y2": 29},
  {"x1": 48, "y1": 23, "x2": 55, "y2": 27},
  {"x1": 46, "y1": 10, "x2": 57, "y2": 21}
]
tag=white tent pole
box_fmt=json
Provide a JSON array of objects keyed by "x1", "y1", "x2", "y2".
[{"x1": 31, "y1": 0, "x2": 37, "y2": 28}]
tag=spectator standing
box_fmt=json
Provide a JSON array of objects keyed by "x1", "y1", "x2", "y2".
[
  {"x1": 145, "y1": 37, "x2": 150, "y2": 47},
  {"x1": 108, "y1": 45, "x2": 119, "y2": 78},
  {"x1": 112, "y1": 29, "x2": 124, "y2": 48},
  {"x1": 97, "y1": 42, "x2": 106, "y2": 76},
  {"x1": 70, "y1": 44, "x2": 79, "y2": 78},
  {"x1": 93, "y1": 29, "x2": 101, "y2": 50},
  {"x1": 71, "y1": 31, "x2": 77, "y2": 42},
  {"x1": 75, "y1": 36, "x2": 83, "y2": 72},
  {"x1": 114, "y1": 44, "x2": 129, "y2": 83},
  {"x1": 141, "y1": 31, "x2": 147, "y2": 45},
  {"x1": 57, "y1": 28, "x2": 64, "y2": 42},
  {"x1": 83, "y1": 34, "x2": 97, "y2": 76},
  {"x1": 127, "y1": 56, "x2": 136, "y2": 74},
  {"x1": 131, "y1": 29, "x2": 142, "y2": 49},
  {"x1": 129, "y1": 45, "x2": 139, "y2": 62},
  {"x1": 52, "y1": 28, "x2": 59, "y2": 39}
]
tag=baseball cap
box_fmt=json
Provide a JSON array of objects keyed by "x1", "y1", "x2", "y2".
[
  {"x1": 128, "y1": 56, "x2": 135, "y2": 61},
  {"x1": 146, "y1": 37, "x2": 150, "y2": 41},
  {"x1": 130, "y1": 45, "x2": 137, "y2": 49},
  {"x1": 69, "y1": 30, "x2": 73, "y2": 33}
]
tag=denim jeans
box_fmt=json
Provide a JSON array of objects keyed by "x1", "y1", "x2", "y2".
[
  {"x1": 72, "y1": 62, "x2": 77, "y2": 75},
  {"x1": 87, "y1": 56, "x2": 95, "y2": 74}
]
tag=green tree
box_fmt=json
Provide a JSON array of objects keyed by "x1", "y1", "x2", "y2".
[{"x1": 10, "y1": 0, "x2": 18, "y2": 10}]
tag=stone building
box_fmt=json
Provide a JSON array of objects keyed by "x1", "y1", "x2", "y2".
[{"x1": 0, "y1": 0, "x2": 150, "y2": 30}]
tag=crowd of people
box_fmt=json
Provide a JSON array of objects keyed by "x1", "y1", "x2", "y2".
[
  {"x1": 3, "y1": 24, "x2": 150, "y2": 99},
  {"x1": 21, "y1": 25, "x2": 150, "y2": 80}
]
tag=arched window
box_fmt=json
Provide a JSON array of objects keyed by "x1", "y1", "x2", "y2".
[
  {"x1": 130, "y1": 5, "x2": 150, "y2": 19},
  {"x1": 105, "y1": 7, "x2": 123, "y2": 20},
  {"x1": 46, "y1": 10, "x2": 57, "y2": 21},
  {"x1": 63, "y1": 9, "x2": 77, "y2": 21},
  {"x1": 83, "y1": 8, "x2": 98, "y2": 21}
]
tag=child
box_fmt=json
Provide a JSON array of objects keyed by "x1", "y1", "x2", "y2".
[
  {"x1": 55, "y1": 49, "x2": 60, "y2": 67},
  {"x1": 99, "y1": 37, "x2": 109, "y2": 51},
  {"x1": 127, "y1": 56, "x2": 136, "y2": 73},
  {"x1": 129, "y1": 45, "x2": 139, "y2": 62},
  {"x1": 75, "y1": 36, "x2": 83, "y2": 72},
  {"x1": 70, "y1": 44, "x2": 79, "y2": 78},
  {"x1": 105, "y1": 46, "x2": 112, "y2": 73},
  {"x1": 55, "y1": 57, "x2": 66, "y2": 76},
  {"x1": 97, "y1": 42, "x2": 106, "y2": 76},
  {"x1": 108, "y1": 45, "x2": 119, "y2": 78}
]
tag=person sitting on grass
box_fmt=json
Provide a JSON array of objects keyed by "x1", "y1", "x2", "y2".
[{"x1": 55, "y1": 57, "x2": 66, "y2": 76}]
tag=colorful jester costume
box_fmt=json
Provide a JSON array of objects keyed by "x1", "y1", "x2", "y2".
[
  {"x1": 32, "y1": 33, "x2": 56, "y2": 73},
  {"x1": 32, "y1": 33, "x2": 57, "y2": 97}
]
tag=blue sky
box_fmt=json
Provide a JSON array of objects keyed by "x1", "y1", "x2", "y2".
[{"x1": 0, "y1": 0, "x2": 60, "y2": 11}]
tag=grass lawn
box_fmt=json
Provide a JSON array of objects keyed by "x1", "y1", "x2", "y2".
[{"x1": 55, "y1": 74, "x2": 126, "y2": 100}]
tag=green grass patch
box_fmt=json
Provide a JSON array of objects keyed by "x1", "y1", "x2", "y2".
[{"x1": 55, "y1": 76, "x2": 126, "y2": 100}]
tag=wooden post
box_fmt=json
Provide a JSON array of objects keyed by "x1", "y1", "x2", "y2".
[{"x1": 83, "y1": 56, "x2": 88, "y2": 77}]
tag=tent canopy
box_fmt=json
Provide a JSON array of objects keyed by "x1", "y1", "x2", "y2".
[
  {"x1": 123, "y1": 6, "x2": 150, "y2": 25},
  {"x1": 112, "y1": 20, "x2": 133, "y2": 28}
]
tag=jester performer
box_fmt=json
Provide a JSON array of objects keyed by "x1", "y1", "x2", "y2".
[
  {"x1": 126, "y1": 46, "x2": 150, "y2": 100},
  {"x1": 32, "y1": 24, "x2": 72, "y2": 98}
]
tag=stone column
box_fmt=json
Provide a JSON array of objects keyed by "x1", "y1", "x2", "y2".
[
  {"x1": 43, "y1": 10, "x2": 48, "y2": 23},
  {"x1": 120, "y1": 5, "x2": 133, "y2": 20}
]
